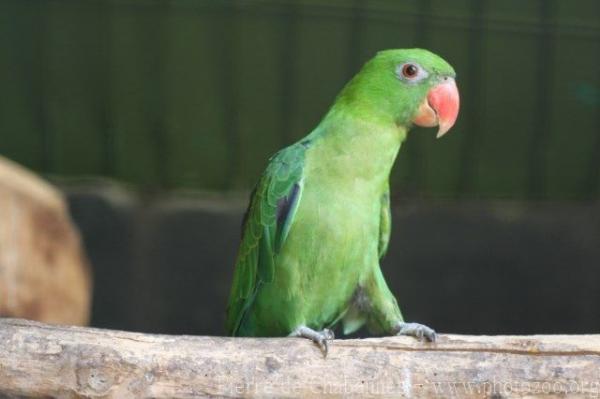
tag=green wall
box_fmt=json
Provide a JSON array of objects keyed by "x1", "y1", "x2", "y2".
[{"x1": 1, "y1": 0, "x2": 599, "y2": 198}]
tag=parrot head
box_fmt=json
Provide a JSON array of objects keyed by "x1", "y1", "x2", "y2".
[{"x1": 338, "y1": 48, "x2": 460, "y2": 138}]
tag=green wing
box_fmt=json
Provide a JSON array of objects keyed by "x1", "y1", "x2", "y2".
[
  {"x1": 378, "y1": 186, "x2": 391, "y2": 259},
  {"x1": 226, "y1": 143, "x2": 306, "y2": 336}
]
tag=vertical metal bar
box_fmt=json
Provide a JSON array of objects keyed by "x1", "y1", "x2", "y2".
[
  {"x1": 99, "y1": 0, "x2": 116, "y2": 178},
  {"x1": 279, "y1": 2, "x2": 299, "y2": 147},
  {"x1": 586, "y1": 40, "x2": 600, "y2": 198},
  {"x1": 528, "y1": 0, "x2": 556, "y2": 199},
  {"x1": 346, "y1": 0, "x2": 365, "y2": 79},
  {"x1": 219, "y1": 1, "x2": 240, "y2": 190},
  {"x1": 405, "y1": 0, "x2": 431, "y2": 195},
  {"x1": 214, "y1": 1, "x2": 240, "y2": 189},
  {"x1": 126, "y1": 1, "x2": 172, "y2": 331},
  {"x1": 414, "y1": 0, "x2": 431, "y2": 53},
  {"x1": 152, "y1": 0, "x2": 170, "y2": 188},
  {"x1": 34, "y1": 1, "x2": 51, "y2": 173},
  {"x1": 456, "y1": 0, "x2": 486, "y2": 196}
]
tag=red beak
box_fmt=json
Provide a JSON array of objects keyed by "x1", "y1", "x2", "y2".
[{"x1": 412, "y1": 78, "x2": 460, "y2": 138}]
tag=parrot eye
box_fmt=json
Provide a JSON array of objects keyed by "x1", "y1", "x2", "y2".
[
  {"x1": 402, "y1": 64, "x2": 418, "y2": 78},
  {"x1": 396, "y1": 62, "x2": 429, "y2": 83}
]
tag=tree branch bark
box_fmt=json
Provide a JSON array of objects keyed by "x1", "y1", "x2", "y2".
[{"x1": 2, "y1": 318, "x2": 600, "y2": 398}]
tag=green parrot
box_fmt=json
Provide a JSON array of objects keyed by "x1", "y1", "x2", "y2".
[{"x1": 226, "y1": 48, "x2": 460, "y2": 353}]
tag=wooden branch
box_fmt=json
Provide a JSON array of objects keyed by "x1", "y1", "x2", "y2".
[{"x1": 2, "y1": 319, "x2": 600, "y2": 398}]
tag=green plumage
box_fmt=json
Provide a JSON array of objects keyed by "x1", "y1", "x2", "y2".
[
  {"x1": 226, "y1": 49, "x2": 456, "y2": 338},
  {"x1": 227, "y1": 144, "x2": 307, "y2": 334}
]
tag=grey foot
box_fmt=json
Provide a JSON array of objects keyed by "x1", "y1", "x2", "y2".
[
  {"x1": 290, "y1": 326, "x2": 335, "y2": 356},
  {"x1": 395, "y1": 322, "x2": 436, "y2": 342}
]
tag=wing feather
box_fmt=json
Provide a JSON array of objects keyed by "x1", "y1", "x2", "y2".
[
  {"x1": 378, "y1": 187, "x2": 391, "y2": 259},
  {"x1": 226, "y1": 144, "x2": 306, "y2": 335}
]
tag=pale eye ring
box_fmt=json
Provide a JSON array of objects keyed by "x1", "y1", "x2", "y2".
[{"x1": 396, "y1": 62, "x2": 428, "y2": 82}]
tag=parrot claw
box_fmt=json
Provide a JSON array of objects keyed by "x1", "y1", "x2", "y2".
[
  {"x1": 291, "y1": 326, "x2": 335, "y2": 357},
  {"x1": 394, "y1": 321, "x2": 436, "y2": 342}
]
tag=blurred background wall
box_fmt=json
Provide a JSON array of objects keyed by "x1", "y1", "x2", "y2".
[{"x1": 1, "y1": 0, "x2": 599, "y2": 336}]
